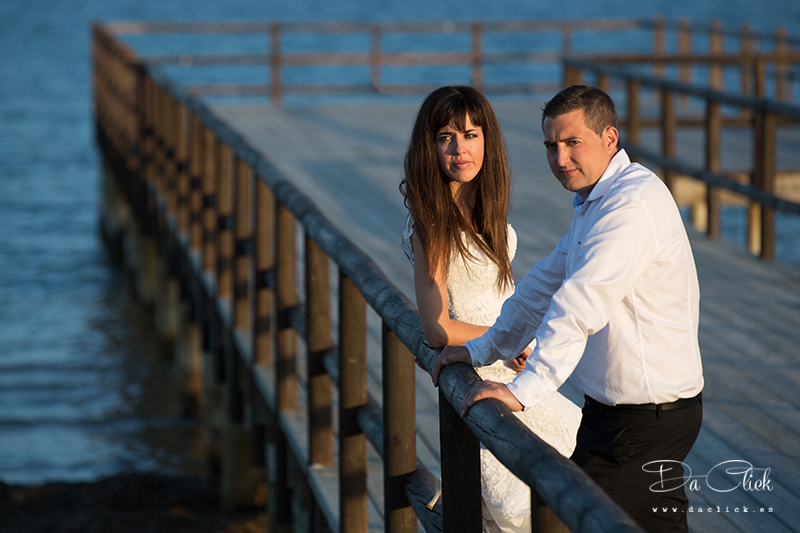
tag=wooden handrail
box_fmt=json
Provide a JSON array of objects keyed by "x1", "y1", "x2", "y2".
[{"x1": 104, "y1": 18, "x2": 648, "y2": 35}]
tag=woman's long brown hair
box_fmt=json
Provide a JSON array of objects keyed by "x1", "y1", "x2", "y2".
[{"x1": 400, "y1": 86, "x2": 513, "y2": 292}]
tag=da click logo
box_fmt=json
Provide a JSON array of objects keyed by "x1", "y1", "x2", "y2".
[{"x1": 643, "y1": 460, "x2": 773, "y2": 493}]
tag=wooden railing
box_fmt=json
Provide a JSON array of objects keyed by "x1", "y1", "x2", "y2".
[
  {"x1": 640, "y1": 18, "x2": 799, "y2": 102},
  {"x1": 93, "y1": 21, "x2": 647, "y2": 533},
  {"x1": 564, "y1": 58, "x2": 800, "y2": 260},
  {"x1": 103, "y1": 18, "x2": 659, "y2": 104},
  {"x1": 103, "y1": 17, "x2": 798, "y2": 105}
]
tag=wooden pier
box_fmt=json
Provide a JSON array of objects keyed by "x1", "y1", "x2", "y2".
[
  {"x1": 210, "y1": 99, "x2": 800, "y2": 533},
  {"x1": 93, "y1": 18, "x2": 800, "y2": 533}
]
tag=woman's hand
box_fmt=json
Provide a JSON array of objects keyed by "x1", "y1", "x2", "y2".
[
  {"x1": 431, "y1": 345, "x2": 471, "y2": 387},
  {"x1": 505, "y1": 346, "x2": 532, "y2": 373}
]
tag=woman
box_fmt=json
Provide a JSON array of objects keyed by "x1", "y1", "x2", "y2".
[{"x1": 400, "y1": 86, "x2": 581, "y2": 533}]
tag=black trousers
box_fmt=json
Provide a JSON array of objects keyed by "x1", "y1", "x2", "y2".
[{"x1": 570, "y1": 395, "x2": 703, "y2": 533}]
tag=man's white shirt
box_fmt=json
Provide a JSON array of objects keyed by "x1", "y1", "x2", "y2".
[{"x1": 464, "y1": 149, "x2": 704, "y2": 407}]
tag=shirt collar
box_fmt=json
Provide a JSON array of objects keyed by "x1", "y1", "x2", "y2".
[{"x1": 572, "y1": 148, "x2": 630, "y2": 208}]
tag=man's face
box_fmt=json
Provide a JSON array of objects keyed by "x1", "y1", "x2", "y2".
[{"x1": 543, "y1": 109, "x2": 619, "y2": 201}]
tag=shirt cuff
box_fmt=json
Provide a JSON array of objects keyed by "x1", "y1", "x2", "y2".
[
  {"x1": 505, "y1": 366, "x2": 552, "y2": 408},
  {"x1": 464, "y1": 336, "x2": 489, "y2": 366}
]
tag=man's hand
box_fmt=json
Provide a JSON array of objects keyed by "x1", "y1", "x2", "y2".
[
  {"x1": 431, "y1": 345, "x2": 471, "y2": 387},
  {"x1": 460, "y1": 380, "x2": 523, "y2": 417},
  {"x1": 505, "y1": 346, "x2": 532, "y2": 373}
]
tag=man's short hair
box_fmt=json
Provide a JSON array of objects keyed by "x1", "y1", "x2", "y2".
[{"x1": 541, "y1": 85, "x2": 618, "y2": 137}]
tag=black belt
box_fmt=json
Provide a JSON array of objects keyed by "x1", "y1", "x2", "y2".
[{"x1": 584, "y1": 393, "x2": 701, "y2": 417}]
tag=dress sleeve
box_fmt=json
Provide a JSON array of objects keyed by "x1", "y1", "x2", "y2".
[
  {"x1": 507, "y1": 223, "x2": 518, "y2": 263},
  {"x1": 400, "y1": 213, "x2": 415, "y2": 266}
]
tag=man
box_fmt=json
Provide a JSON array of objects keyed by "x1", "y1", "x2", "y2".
[{"x1": 432, "y1": 85, "x2": 704, "y2": 533}]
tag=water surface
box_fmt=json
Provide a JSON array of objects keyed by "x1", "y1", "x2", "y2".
[{"x1": 1, "y1": 0, "x2": 799, "y2": 485}]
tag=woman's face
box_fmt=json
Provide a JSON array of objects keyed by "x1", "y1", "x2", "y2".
[{"x1": 435, "y1": 113, "x2": 484, "y2": 186}]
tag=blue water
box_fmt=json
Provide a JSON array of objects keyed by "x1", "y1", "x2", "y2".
[{"x1": 2, "y1": 0, "x2": 800, "y2": 486}]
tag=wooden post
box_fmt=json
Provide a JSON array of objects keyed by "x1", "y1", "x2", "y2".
[
  {"x1": 740, "y1": 23, "x2": 754, "y2": 97},
  {"x1": 760, "y1": 127, "x2": 776, "y2": 261},
  {"x1": 750, "y1": 110, "x2": 763, "y2": 255},
  {"x1": 597, "y1": 73, "x2": 609, "y2": 95},
  {"x1": 146, "y1": 80, "x2": 166, "y2": 333},
  {"x1": 269, "y1": 194, "x2": 294, "y2": 533},
  {"x1": 270, "y1": 431, "x2": 293, "y2": 533},
  {"x1": 752, "y1": 109, "x2": 777, "y2": 259},
  {"x1": 370, "y1": 26, "x2": 382, "y2": 91},
  {"x1": 176, "y1": 104, "x2": 191, "y2": 236},
  {"x1": 276, "y1": 205, "x2": 297, "y2": 411},
  {"x1": 471, "y1": 23, "x2": 483, "y2": 91},
  {"x1": 739, "y1": 23, "x2": 755, "y2": 123},
  {"x1": 136, "y1": 81, "x2": 161, "y2": 304},
  {"x1": 653, "y1": 15, "x2": 665, "y2": 78},
  {"x1": 202, "y1": 128, "x2": 218, "y2": 274},
  {"x1": 339, "y1": 273, "x2": 368, "y2": 533},
  {"x1": 270, "y1": 24, "x2": 282, "y2": 105},
  {"x1": 216, "y1": 143, "x2": 234, "y2": 301},
  {"x1": 221, "y1": 332, "x2": 265, "y2": 511},
  {"x1": 175, "y1": 299, "x2": 204, "y2": 418},
  {"x1": 705, "y1": 100, "x2": 722, "y2": 239},
  {"x1": 133, "y1": 72, "x2": 157, "y2": 306},
  {"x1": 755, "y1": 57, "x2": 766, "y2": 98},
  {"x1": 306, "y1": 237, "x2": 333, "y2": 466},
  {"x1": 164, "y1": 94, "x2": 179, "y2": 218},
  {"x1": 233, "y1": 159, "x2": 253, "y2": 331},
  {"x1": 709, "y1": 19, "x2": 723, "y2": 91},
  {"x1": 439, "y1": 389, "x2": 481, "y2": 533},
  {"x1": 678, "y1": 18, "x2": 692, "y2": 103},
  {"x1": 160, "y1": 87, "x2": 172, "y2": 205},
  {"x1": 776, "y1": 27, "x2": 789, "y2": 102},
  {"x1": 151, "y1": 83, "x2": 165, "y2": 202},
  {"x1": 661, "y1": 88, "x2": 676, "y2": 192},
  {"x1": 178, "y1": 109, "x2": 207, "y2": 417},
  {"x1": 254, "y1": 179, "x2": 275, "y2": 366},
  {"x1": 221, "y1": 409, "x2": 267, "y2": 510},
  {"x1": 154, "y1": 92, "x2": 181, "y2": 344},
  {"x1": 382, "y1": 323, "x2": 416, "y2": 533},
  {"x1": 189, "y1": 116, "x2": 204, "y2": 250},
  {"x1": 202, "y1": 303, "x2": 224, "y2": 480},
  {"x1": 747, "y1": 201, "x2": 762, "y2": 256},
  {"x1": 626, "y1": 79, "x2": 641, "y2": 146},
  {"x1": 531, "y1": 491, "x2": 570, "y2": 533},
  {"x1": 563, "y1": 64, "x2": 581, "y2": 88}
]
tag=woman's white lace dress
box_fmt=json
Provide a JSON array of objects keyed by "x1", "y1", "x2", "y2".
[{"x1": 401, "y1": 215, "x2": 582, "y2": 533}]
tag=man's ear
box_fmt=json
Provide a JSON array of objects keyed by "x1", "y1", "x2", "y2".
[{"x1": 604, "y1": 126, "x2": 619, "y2": 152}]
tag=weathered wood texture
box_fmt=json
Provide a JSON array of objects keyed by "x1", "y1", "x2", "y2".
[{"x1": 210, "y1": 100, "x2": 800, "y2": 533}]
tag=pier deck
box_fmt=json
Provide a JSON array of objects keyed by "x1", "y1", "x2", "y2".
[{"x1": 209, "y1": 98, "x2": 800, "y2": 533}]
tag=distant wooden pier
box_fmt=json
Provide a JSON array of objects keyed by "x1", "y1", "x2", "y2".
[{"x1": 93, "y1": 18, "x2": 800, "y2": 533}]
